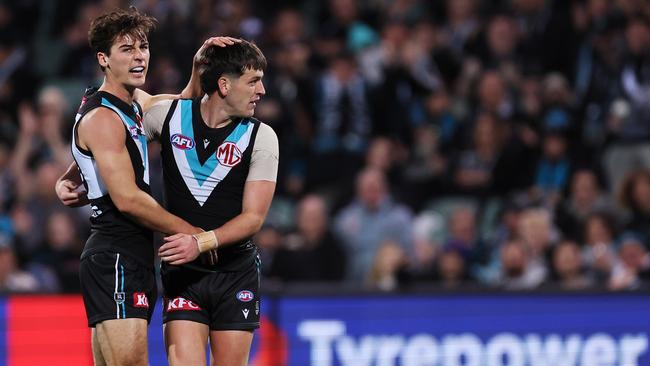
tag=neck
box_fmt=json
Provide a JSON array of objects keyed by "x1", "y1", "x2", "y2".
[
  {"x1": 98, "y1": 77, "x2": 136, "y2": 105},
  {"x1": 200, "y1": 94, "x2": 235, "y2": 128}
]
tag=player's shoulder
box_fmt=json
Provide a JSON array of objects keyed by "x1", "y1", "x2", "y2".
[
  {"x1": 79, "y1": 108, "x2": 124, "y2": 142},
  {"x1": 247, "y1": 118, "x2": 277, "y2": 137}
]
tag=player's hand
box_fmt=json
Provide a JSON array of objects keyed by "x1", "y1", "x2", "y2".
[
  {"x1": 55, "y1": 179, "x2": 89, "y2": 207},
  {"x1": 159, "y1": 233, "x2": 201, "y2": 265},
  {"x1": 193, "y1": 36, "x2": 241, "y2": 66}
]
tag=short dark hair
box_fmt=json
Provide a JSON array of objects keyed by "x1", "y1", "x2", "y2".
[
  {"x1": 88, "y1": 6, "x2": 156, "y2": 71},
  {"x1": 198, "y1": 40, "x2": 267, "y2": 95}
]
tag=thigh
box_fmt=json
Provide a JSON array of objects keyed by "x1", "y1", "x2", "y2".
[
  {"x1": 164, "y1": 320, "x2": 210, "y2": 366},
  {"x1": 161, "y1": 265, "x2": 211, "y2": 326},
  {"x1": 209, "y1": 330, "x2": 254, "y2": 366},
  {"x1": 80, "y1": 251, "x2": 156, "y2": 327},
  {"x1": 208, "y1": 262, "x2": 261, "y2": 331},
  {"x1": 91, "y1": 328, "x2": 107, "y2": 366},
  {"x1": 95, "y1": 318, "x2": 148, "y2": 366}
]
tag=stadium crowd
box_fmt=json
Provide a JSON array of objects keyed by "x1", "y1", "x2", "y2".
[{"x1": 0, "y1": 0, "x2": 649, "y2": 293}]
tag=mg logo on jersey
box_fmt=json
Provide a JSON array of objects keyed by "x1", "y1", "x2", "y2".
[
  {"x1": 165, "y1": 297, "x2": 201, "y2": 312},
  {"x1": 237, "y1": 290, "x2": 254, "y2": 302},
  {"x1": 133, "y1": 293, "x2": 149, "y2": 308},
  {"x1": 217, "y1": 142, "x2": 242, "y2": 167},
  {"x1": 171, "y1": 133, "x2": 195, "y2": 150}
]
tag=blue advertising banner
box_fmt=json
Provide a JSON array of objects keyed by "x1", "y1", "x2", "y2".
[{"x1": 278, "y1": 295, "x2": 650, "y2": 366}]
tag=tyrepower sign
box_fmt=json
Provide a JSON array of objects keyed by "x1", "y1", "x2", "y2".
[{"x1": 279, "y1": 295, "x2": 650, "y2": 366}]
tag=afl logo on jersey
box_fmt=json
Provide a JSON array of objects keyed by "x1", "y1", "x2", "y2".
[
  {"x1": 236, "y1": 290, "x2": 254, "y2": 302},
  {"x1": 217, "y1": 142, "x2": 242, "y2": 167},
  {"x1": 171, "y1": 133, "x2": 195, "y2": 150}
]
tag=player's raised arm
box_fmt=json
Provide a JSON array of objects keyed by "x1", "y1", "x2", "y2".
[
  {"x1": 135, "y1": 36, "x2": 241, "y2": 111},
  {"x1": 79, "y1": 108, "x2": 199, "y2": 235}
]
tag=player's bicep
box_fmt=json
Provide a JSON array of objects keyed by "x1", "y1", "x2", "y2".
[
  {"x1": 242, "y1": 180, "x2": 276, "y2": 219},
  {"x1": 79, "y1": 112, "x2": 139, "y2": 200},
  {"x1": 247, "y1": 123, "x2": 279, "y2": 182}
]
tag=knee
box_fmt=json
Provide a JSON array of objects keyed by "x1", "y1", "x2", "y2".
[{"x1": 115, "y1": 352, "x2": 148, "y2": 366}]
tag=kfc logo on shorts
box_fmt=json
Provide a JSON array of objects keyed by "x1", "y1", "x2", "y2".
[
  {"x1": 171, "y1": 134, "x2": 195, "y2": 150},
  {"x1": 216, "y1": 142, "x2": 242, "y2": 167},
  {"x1": 165, "y1": 297, "x2": 201, "y2": 312},
  {"x1": 236, "y1": 290, "x2": 254, "y2": 302},
  {"x1": 133, "y1": 293, "x2": 149, "y2": 308}
]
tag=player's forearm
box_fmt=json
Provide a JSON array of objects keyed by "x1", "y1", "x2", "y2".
[
  {"x1": 115, "y1": 191, "x2": 197, "y2": 235},
  {"x1": 180, "y1": 70, "x2": 202, "y2": 98},
  {"x1": 208, "y1": 212, "x2": 266, "y2": 248},
  {"x1": 58, "y1": 162, "x2": 83, "y2": 186}
]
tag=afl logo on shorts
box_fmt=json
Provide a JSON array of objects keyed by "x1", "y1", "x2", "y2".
[
  {"x1": 171, "y1": 133, "x2": 195, "y2": 150},
  {"x1": 217, "y1": 142, "x2": 242, "y2": 167},
  {"x1": 236, "y1": 290, "x2": 254, "y2": 302}
]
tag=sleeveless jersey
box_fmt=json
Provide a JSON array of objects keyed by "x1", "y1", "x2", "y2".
[
  {"x1": 72, "y1": 89, "x2": 154, "y2": 266},
  {"x1": 160, "y1": 98, "x2": 261, "y2": 272}
]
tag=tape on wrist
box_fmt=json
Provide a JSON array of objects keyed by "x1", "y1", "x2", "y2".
[{"x1": 192, "y1": 231, "x2": 219, "y2": 253}]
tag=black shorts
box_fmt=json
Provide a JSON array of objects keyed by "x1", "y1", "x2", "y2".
[
  {"x1": 79, "y1": 251, "x2": 157, "y2": 327},
  {"x1": 161, "y1": 256, "x2": 261, "y2": 330}
]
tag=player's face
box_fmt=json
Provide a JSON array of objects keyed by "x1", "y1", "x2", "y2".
[
  {"x1": 226, "y1": 68, "x2": 265, "y2": 118},
  {"x1": 101, "y1": 34, "x2": 150, "y2": 88}
]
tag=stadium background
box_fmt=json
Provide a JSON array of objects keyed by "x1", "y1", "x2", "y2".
[{"x1": 0, "y1": 0, "x2": 649, "y2": 365}]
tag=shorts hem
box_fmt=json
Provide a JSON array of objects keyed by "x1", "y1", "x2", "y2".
[
  {"x1": 163, "y1": 315, "x2": 210, "y2": 326},
  {"x1": 210, "y1": 322, "x2": 259, "y2": 331},
  {"x1": 88, "y1": 313, "x2": 151, "y2": 327}
]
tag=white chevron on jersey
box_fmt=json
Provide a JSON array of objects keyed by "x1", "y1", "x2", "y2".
[{"x1": 168, "y1": 100, "x2": 254, "y2": 206}]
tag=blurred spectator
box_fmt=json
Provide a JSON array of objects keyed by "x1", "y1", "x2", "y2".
[
  {"x1": 474, "y1": 14, "x2": 522, "y2": 86},
  {"x1": 254, "y1": 224, "x2": 284, "y2": 278},
  {"x1": 451, "y1": 113, "x2": 505, "y2": 196},
  {"x1": 306, "y1": 53, "x2": 370, "y2": 197},
  {"x1": 582, "y1": 212, "x2": 618, "y2": 283},
  {"x1": 532, "y1": 129, "x2": 570, "y2": 207},
  {"x1": 407, "y1": 212, "x2": 444, "y2": 281},
  {"x1": 334, "y1": 168, "x2": 413, "y2": 284},
  {"x1": 549, "y1": 240, "x2": 594, "y2": 290},
  {"x1": 440, "y1": 0, "x2": 480, "y2": 58},
  {"x1": 269, "y1": 194, "x2": 346, "y2": 282},
  {"x1": 603, "y1": 16, "x2": 650, "y2": 193},
  {"x1": 555, "y1": 168, "x2": 616, "y2": 239},
  {"x1": 516, "y1": 207, "x2": 555, "y2": 281},
  {"x1": 0, "y1": 3, "x2": 40, "y2": 130},
  {"x1": 400, "y1": 123, "x2": 447, "y2": 210},
  {"x1": 609, "y1": 234, "x2": 650, "y2": 290},
  {"x1": 368, "y1": 240, "x2": 408, "y2": 291},
  {"x1": 436, "y1": 247, "x2": 471, "y2": 288},
  {"x1": 511, "y1": 0, "x2": 575, "y2": 75},
  {"x1": 618, "y1": 170, "x2": 650, "y2": 244},
  {"x1": 28, "y1": 211, "x2": 82, "y2": 292},
  {"x1": 496, "y1": 239, "x2": 546, "y2": 290},
  {"x1": 0, "y1": 233, "x2": 39, "y2": 293},
  {"x1": 472, "y1": 70, "x2": 515, "y2": 122},
  {"x1": 443, "y1": 205, "x2": 486, "y2": 270}
]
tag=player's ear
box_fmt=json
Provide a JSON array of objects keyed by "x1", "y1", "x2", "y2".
[
  {"x1": 217, "y1": 77, "x2": 230, "y2": 96},
  {"x1": 97, "y1": 52, "x2": 109, "y2": 69}
]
